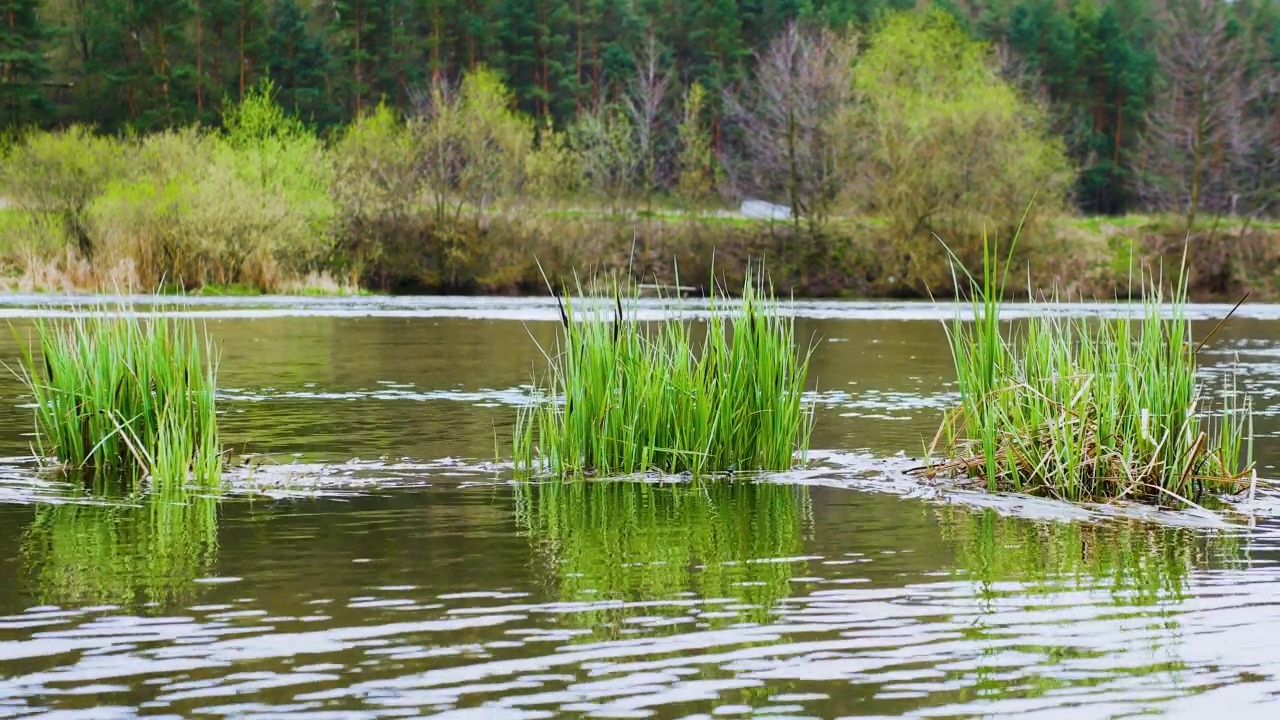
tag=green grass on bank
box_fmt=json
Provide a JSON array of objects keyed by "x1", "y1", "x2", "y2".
[
  {"x1": 924, "y1": 237, "x2": 1255, "y2": 507},
  {"x1": 4, "y1": 190, "x2": 1280, "y2": 300},
  {"x1": 16, "y1": 308, "x2": 222, "y2": 489},
  {"x1": 514, "y1": 274, "x2": 815, "y2": 477}
]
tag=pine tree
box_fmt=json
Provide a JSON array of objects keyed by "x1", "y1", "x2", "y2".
[
  {"x1": 417, "y1": 0, "x2": 459, "y2": 82},
  {"x1": 503, "y1": 0, "x2": 572, "y2": 118},
  {"x1": 372, "y1": 0, "x2": 422, "y2": 108},
  {"x1": 194, "y1": 0, "x2": 268, "y2": 120},
  {"x1": 63, "y1": 0, "x2": 129, "y2": 130},
  {"x1": 331, "y1": 0, "x2": 379, "y2": 115},
  {"x1": 0, "y1": 0, "x2": 50, "y2": 127},
  {"x1": 1001, "y1": 0, "x2": 1155, "y2": 213},
  {"x1": 684, "y1": 0, "x2": 748, "y2": 97},
  {"x1": 266, "y1": 0, "x2": 332, "y2": 125},
  {"x1": 741, "y1": 0, "x2": 799, "y2": 51},
  {"x1": 92, "y1": 0, "x2": 198, "y2": 128},
  {"x1": 458, "y1": 0, "x2": 502, "y2": 70}
]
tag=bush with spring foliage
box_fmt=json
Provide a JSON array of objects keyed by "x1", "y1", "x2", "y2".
[
  {"x1": 330, "y1": 103, "x2": 426, "y2": 285},
  {"x1": 843, "y1": 10, "x2": 1073, "y2": 293},
  {"x1": 515, "y1": 275, "x2": 815, "y2": 477},
  {"x1": 82, "y1": 85, "x2": 335, "y2": 291},
  {"x1": 0, "y1": 126, "x2": 128, "y2": 259}
]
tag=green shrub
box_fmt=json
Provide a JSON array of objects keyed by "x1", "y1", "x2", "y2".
[
  {"x1": 524, "y1": 118, "x2": 579, "y2": 201},
  {"x1": 219, "y1": 81, "x2": 335, "y2": 279},
  {"x1": 418, "y1": 68, "x2": 535, "y2": 288},
  {"x1": 0, "y1": 125, "x2": 128, "y2": 258},
  {"x1": 85, "y1": 89, "x2": 335, "y2": 291},
  {"x1": 330, "y1": 102, "x2": 426, "y2": 284},
  {"x1": 87, "y1": 129, "x2": 215, "y2": 289},
  {"x1": 845, "y1": 10, "x2": 1074, "y2": 292},
  {"x1": 567, "y1": 105, "x2": 638, "y2": 211}
]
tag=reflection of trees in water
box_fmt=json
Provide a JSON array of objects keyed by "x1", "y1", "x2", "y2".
[
  {"x1": 940, "y1": 507, "x2": 1244, "y2": 607},
  {"x1": 515, "y1": 480, "x2": 811, "y2": 636},
  {"x1": 21, "y1": 489, "x2": 220, "y2": 610}
]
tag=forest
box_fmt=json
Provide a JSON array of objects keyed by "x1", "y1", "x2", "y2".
[{"x1": 1, "y1": 0, "x2": 1278, "y2": 297}]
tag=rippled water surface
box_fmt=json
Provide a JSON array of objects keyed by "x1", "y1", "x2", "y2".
[{"x1": 2, "y1": 297, "x2": 1280, "y2": 718}]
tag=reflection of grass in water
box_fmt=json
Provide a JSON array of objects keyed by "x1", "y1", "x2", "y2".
[
  {"x1": 939, "y1": 507, "x2": 1243, "y2": 607},
  {"x1": 931, "y1": 508, "x2": 1250, "y2": 711},
  {"x1": 515, "y1": 480, "x2": 810, "y2": 635},
  {"x1": 21, "y1": 488, "x2": 219, "y2": 609}
]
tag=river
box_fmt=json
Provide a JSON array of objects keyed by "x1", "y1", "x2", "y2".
[{"x1": 0, "y1": 296, "x2": 1278, "y2": 718}]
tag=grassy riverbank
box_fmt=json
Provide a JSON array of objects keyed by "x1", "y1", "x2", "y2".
[{"x1": 2, "y1": 200, "x2": 1275, "y2": 300}]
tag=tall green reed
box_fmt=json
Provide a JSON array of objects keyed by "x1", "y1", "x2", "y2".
[
  {"x1": 15, "y1": 307, "x2": 222, "y2": 489},
  {"x1": 929, "y1": 235, "x2": 1254, "y2": 507},
  {"x1": 514, "y1": 273, "x2": 814, "y2": 477}
]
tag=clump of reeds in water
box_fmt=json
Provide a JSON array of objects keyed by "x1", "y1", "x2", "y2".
[
  {"x1": 515, "y1": 274, "x2": 814, "y2": 477},
  {"x1": 16, "y1": 308, "x2": 222, "y2": 489},
  {"x1": 924, "y1": 240, "x2": 1254, "y2": 508}
]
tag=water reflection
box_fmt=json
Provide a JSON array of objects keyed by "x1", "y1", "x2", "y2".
[
  {"x1": 940, "y1": 508, "x2": 1244, "y2": 608},
  {"x1": 921, "y1": 509, "x2": 1255, "y2": 709},
  {"x1": 515, "y1": 479, "x2": 811, "y2": 635},
  {"x1": 20, "y1": 488, "x2": 220, "y2": 609}
]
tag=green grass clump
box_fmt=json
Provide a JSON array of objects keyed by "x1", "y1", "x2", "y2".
[
  {"x1": 515, "y1": 274, "x2": 814, "y2": 477},
  {"x1": 17, "y1": 309, "x2": 222, "y2": 489},
  {"x1": 927, "y1": 238, "x2": 1254, "y2": 507}
]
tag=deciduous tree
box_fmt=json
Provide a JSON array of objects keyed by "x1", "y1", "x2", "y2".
[
  {"x1": 846, "y1": 10, "x2": 1072, "y2": 290},
  {"x1": 1141, "y1": 0, "x2": 1259, "y2": 231}
]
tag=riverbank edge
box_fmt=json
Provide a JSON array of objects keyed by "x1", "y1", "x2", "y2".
[{"x1": 1, "y1": 211, "x2": 1276, "y2": 301}]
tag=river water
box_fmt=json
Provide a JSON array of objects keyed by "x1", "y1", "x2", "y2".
[{"x1": 1, "y1": 296, "x2": 1280, "y2": 719}]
